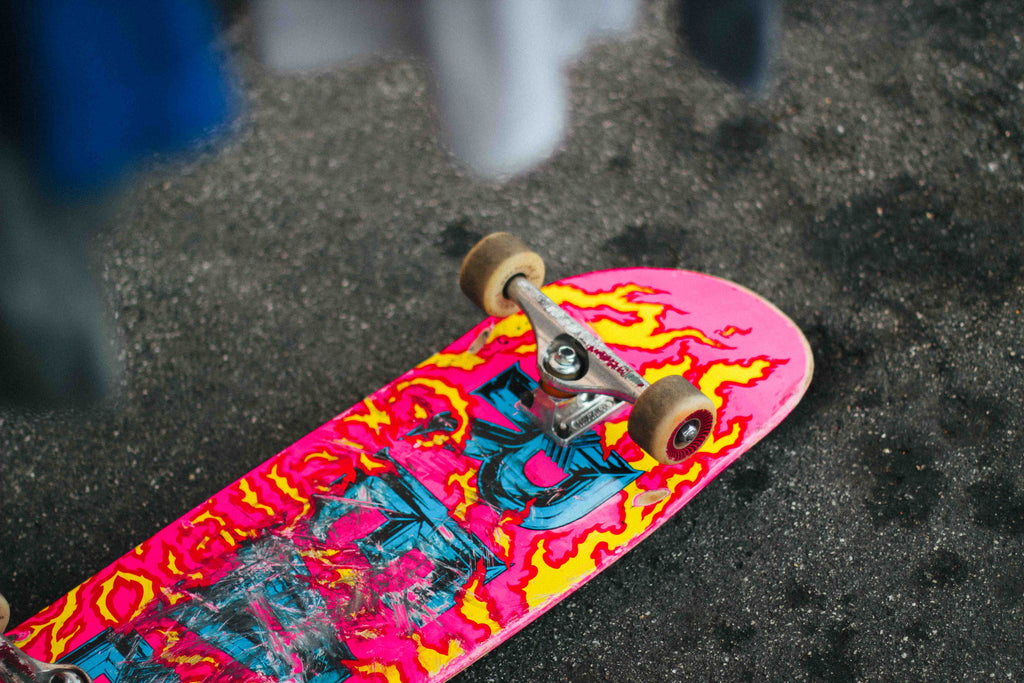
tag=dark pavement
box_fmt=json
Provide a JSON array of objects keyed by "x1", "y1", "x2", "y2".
[{"x1": 2, "y1": 1, "x2": 1022, "y2": 680}]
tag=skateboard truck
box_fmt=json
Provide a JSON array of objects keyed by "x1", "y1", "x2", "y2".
[
  {"x1": 1, "y1": 594, "x2": 90, "y2": 683},
  {"x1": 0, "y1": 637, "x2": 90, "y2": 683},
  {"x1": 507, "y1": 275, "x2": 647, "y2": 444},
  {"x1": 460, "y1": 233, "x2": 716, "y2": 465}
]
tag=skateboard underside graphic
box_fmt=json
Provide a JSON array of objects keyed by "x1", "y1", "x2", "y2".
[{"x1": 7, "y1": 266, "x2": 811, "y2": 682}]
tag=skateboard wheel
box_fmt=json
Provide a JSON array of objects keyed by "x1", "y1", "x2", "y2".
[
  {"x1": 459, "y1": 232, "x2": 545, "y2": 318},
  {"x1": 0, "y1": 592, "x2": 9, "y2": 632},
  {"x1": 628, "y1": 376, "x2": 716, "y2": 465}
]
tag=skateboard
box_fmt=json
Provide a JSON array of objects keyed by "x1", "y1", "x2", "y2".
[{"x1": 2, "y1": 234, "x2": 812, "y2": 682}]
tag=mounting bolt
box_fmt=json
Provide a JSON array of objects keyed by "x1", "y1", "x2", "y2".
[{"x1": 545, "y1": 343, "x2": 582, "y2": 379}]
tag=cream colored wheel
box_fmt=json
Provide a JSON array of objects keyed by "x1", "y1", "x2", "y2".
[
  {"x1": 0, "y1": 592, "x2": 9, "y2": 632},
  {"x1": 628, "y1": 376, "x2": 716, "y2": 465},
  {"x1": 459, "y1": 232, "x2": 545, "y2": 317}
]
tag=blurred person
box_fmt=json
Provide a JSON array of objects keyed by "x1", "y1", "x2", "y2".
[
  {"x1": 0, "y1": 0, "x2": 776, "y2": 407},
  {"x1": 0, "y1": 0, "x2": 233, "y2": 405}
]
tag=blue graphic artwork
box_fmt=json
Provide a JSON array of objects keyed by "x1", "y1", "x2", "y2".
[
  {"x1": 61, "y1": 629, "x2": 153, "y2": 681},
  {"x1": 60, "y1": 451, "x2": 500, "y2": 681},
  {"x1": 465, "y1": 364, "x2": 642, "y2": 529},
  {"x1": 57, "y1": 363, "x2": 640, "y2": 680},
  {"x1": 311, "y1": 451, "x2": 505, "y2": 620},
  {"x1": 62, "y1": 538, "x2": 352, "y2": 683}
]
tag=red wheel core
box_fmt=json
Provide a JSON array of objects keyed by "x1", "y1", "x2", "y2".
[{"x1": 666, "y1": 409, "x2": 714, "y2": 462}]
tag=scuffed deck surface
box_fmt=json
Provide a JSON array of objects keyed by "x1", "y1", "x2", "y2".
[{"x1": 9, "y1": 270, "x2": 809, "y2": 681}]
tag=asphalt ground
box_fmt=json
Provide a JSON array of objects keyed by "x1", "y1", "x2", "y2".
[{"x1": 2, "y1": 1, "x2": 1023, "y2": 680}]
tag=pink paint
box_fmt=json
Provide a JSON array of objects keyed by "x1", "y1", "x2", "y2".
[
  {"x1": 523, "y1": 451, "x2": 567, "y2": 488},
  {"x1": 10, "y1": 268, "x2": 811, "y2": 683}
]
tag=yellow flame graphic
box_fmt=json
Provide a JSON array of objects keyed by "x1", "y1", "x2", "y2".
[
  {"x1": 164, "y1": 547, "x2": 185, "y2": 576},
  {"x1": 395, "y1": 377, "x2": 471, "y2": 445},
  {"x1": 421, "y1": 350, "x2": 487, "y2": 371},
  {"x1": 190, "y1": 509, "x2": 259, "y2": 553},
  {"x1": 445, "y1": 466, "x2": 479, "y2": 523},
  {"x1": 96, "y1": 571, "x2": 155, "y2": 625},
  {"x1": 13, "y1": 586, "x2": 84, "y2": 658},
  {"x1": 351, "y1": 661, "x2": 404, "y2": 682},
  {"x1": 347, "y1": 397, "x2": 393, "y2": 432},
  {"x1": 523, "y1": 462, "x2": 700, "y2": 612},
  {"x1": 154, "y1": 628, "x2": 223, "y2": 675},
  {"x1": 454, "y1": 573, "x2": 501, "y2": 637},
  {"x1": 413, "y1": 634, "x2": 465, "y2": 676},
  {"x1": 641, "y1": 356, "x2": 695, "y2": 384},
  {"x1": 266, "y1": 463, "x2": 308, "y2": 506},
  {"x1": 698, "y1": 358, "x2": 774, "y2": 453},
  {"x1": 238, "y1": 479, "x2": 275, "y2": 516},
  {"x1": 488, "y1": 313, "x2": 533, "y2": 350},
  {"x1": 699, "y1": 358, "x2": 773, "y2": 413},
  {"x1": 547, "y1": 283, "x2": 720, "y2": 351}
]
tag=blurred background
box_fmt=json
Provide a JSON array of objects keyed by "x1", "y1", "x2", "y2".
[{"x1": 1, "y1": 0, "x2": 1022, "y2": 680}]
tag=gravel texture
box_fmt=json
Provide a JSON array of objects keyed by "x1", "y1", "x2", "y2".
[{"x1": 2, "y1": 1, "x2": 1022, "y2": 680}]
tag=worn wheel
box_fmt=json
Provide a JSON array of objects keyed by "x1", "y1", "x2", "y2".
[
  {"x1": 0, "y1": 592, "x2": 9, "y2": 632},
  {"x1": 628, "y1": 375, "x2": 716, "y2": 465},
  {"x1": 459, "y1": 232, "x2": 545, "y2": 317}
]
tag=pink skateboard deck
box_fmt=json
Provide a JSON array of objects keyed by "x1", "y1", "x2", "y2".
[{"x1": 7, "y1": 267, "x2": 812, "y2": 682}]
